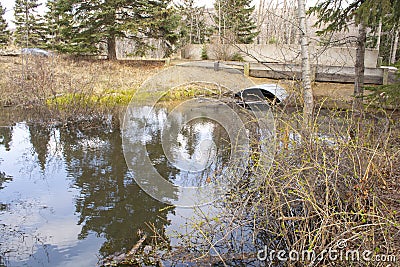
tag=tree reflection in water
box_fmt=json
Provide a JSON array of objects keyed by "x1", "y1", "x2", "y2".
[
  {"x1": 0, "y1": 126, "x2": 13, "y2": 152},
  {"x1": 28, "y1": 124, "x2": 52, "y2": 172},
  {"x1": 58, "y1": 124, "x2": 173, "y2": 257},
  {"x1": 0, "y1": 121, "x2": 174, "y2": 265},
  {"x1": 0, "y1": 105, "x2": 233, "y2": 265}
]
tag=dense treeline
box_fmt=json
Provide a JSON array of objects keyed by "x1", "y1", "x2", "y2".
[
  {"x1": 0, "y1": 0, "x2": 258, "y2": 59},
  {"x1": 12, "y1": 0, "x2": 181, "y2": 59},
  {"x1": 0, "y1": 0, "x2": 259, "y2": 59},
  {"x1": 0, "y1": 0, "x2": 398, "y2": 64}
]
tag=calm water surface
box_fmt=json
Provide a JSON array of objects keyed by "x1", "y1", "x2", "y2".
[{"x1": 0, "y1": 105, "x2": 232, "y2": 267}]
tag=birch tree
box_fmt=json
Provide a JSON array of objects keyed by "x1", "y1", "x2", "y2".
[
  {"x1": 391, "y1": 27, "x2": 399, "y2": 64},
  {"x1": 298, "y1": 0, "x2": 314, "y2": 126},
  {"x1": 178, "y1": 0, "x2": 212, "y2": 45}
]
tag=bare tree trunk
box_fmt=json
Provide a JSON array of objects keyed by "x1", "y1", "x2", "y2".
[
  {"x1": 256, "y1": 0, "x2": 266, "y2": 44},
  {"x1": 298, "y1": 0, "x2": 314, "y2": 127},
  {"x1": 189, "y1": 12, "x2": 193, "y2": 44},
  {"x1": 107, "y1": 36, "x2": 117, "y2": 60},
  {"x1": 376, "y1": 19, "x2": 382, "y2": 51},
  {"x1": 354, "y1": 23, "x2": 366, "y2": 111},
  {"x1": 391, "y1": 27, "x2": 399, "y2": 64},
  {"x1": 218, "y1": 0, "x2": 222, "y2": 42}
]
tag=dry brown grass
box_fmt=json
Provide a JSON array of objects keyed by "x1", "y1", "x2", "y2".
[{"x1": 0, "y1": 55, "x2": 164, "y2": 107}]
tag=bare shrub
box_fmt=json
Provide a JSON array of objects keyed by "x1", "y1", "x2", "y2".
[{"x1": 167, "y1": 108, "x2": 400, "y2": 266}]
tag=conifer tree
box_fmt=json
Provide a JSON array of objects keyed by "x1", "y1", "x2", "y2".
[
  {"x1": 0, "y1": 3, "x2": 10, "y2": 47},
  {"x1": 214, "y1": 0, "x2": 258, "y2": 44},
  {"x1": 45, "y1": 0, "x2": 98, "y2": 54},
  {"x1": 149, "y1": 3, "x2": 181, "y2": 57},
  {"x1": 45, "y1": 0, "x2": 180, "y2": 59},
  {"x1": 178, "y1": 0, "x2": 212, "y2": 45},
  {"x1": 44, "y1": 0, "x2": 68, "y2": 50},
  {"x1": 13, "y1": 0, "x2": 46, "y2": 48}
]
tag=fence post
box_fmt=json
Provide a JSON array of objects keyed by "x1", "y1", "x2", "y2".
[
  {"x1": 244, "y1": 62, "x2": 250, "y2": 77},
  {"x1": 382, "y1": 68, "x2": 389, "y2": 85},
  {"x1": 214, "y1": 61, "x2": 220, "y2": 71},
  {"x1": 377, "y1": 57, "x2": 383, "y2": 67}
]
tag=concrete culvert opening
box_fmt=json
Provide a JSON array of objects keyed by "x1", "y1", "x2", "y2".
[{"x1": 234, "y1": 84, "x2": 288, "y2": 106}]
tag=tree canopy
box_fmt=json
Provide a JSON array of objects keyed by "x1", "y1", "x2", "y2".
[
  {"x1": 214, "y1": 0, "x2": 258, "y2": 44},
  {"x1": 309, "y1": 0, "x2": 400, "y2": 109},
  {"x1": 13, "y1": 0, "x2": 46, "y2": 48},
  {"x1": 177, "y1": 0, "x2": 212, "y2": 45},
  {"x1": 309, "y1": 0, "x2": 399, "y2": 33},
  {"x1": 44, "y1": 0, "x2": 180, "y2": 59},
  {"x1": 0, "y1": 3, "x2": 9, "y2": 47}
]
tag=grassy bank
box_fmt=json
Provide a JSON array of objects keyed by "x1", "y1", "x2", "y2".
[
  {"x1": 0, "y1": 56, "x2": 235, "y2": 126},
  {"x1": 1, "y1": 56, "x2": 397, "y2": 119},
  {"x1": 0, "y1": 56, "x2": 163, "y2": 103},
  {"x1": 0, "y1": 56, "x2": 164, "y2": 126}
]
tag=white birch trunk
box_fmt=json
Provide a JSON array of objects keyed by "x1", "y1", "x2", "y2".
[
  {"x1": 376, "y1": 19, "x2": 382, "y2": 51},
  {"x1": 297, "y1": 0, "x2": 314, "y2": 126},
  {"x1": 391, "y1": 27, "x2": 399, "y2": 64}
]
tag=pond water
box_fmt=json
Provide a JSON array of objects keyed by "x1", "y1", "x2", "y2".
[{"x1": 0, "y1": 104, "x2": 235, "y2": 267}]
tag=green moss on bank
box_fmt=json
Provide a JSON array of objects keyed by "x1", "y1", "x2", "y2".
[
  {"x1": 46, "y1": 85, "x2": 225, "y2": 109},
  {"x1": 46, "y1": 89, "x2": 138, "y2": 109}
]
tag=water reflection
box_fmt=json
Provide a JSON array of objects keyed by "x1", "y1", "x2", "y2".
[
  {"x1": 0, "y1": 105, "x2": 232, "y2": 266},
  {"x1": 28, "y1": 125, "x2": 52, "y2": 172},
  {"x1": 0, "y1": 124, "x2": 171, "y2": 266},
  {"x1": 123, "y1": 103, "x2": 237, "y2": 207},
  {"x1": 59, "y1": 126, "x2": 172, "y2": 257},
  {"x1": 0, "y1": 126, "x2": 13, "y2": 152}
]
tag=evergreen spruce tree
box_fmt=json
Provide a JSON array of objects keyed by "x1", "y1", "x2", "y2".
[
  {"x1": 0, "y1": 3, "x2": 10, "y2": 47},
  {"x1": 44, "y1": 0, "x2": 78, "y2": 53},
  {"x1": 13, "y1": 0, "x2": 46, "y2": 48},
  {"x1": 178, "y1": 0, "x2": 212, "y2": 45},
  {"x1": 214, "y1": 0, "x2": 258, "y2": 44},
  {"x1": 150, "y1": 3, "x2": 181, "y2": 57},
  {"x1": 46, "y1": 0, "x2": 180, "y2": 59},
  {"x1": 44, "y1": 0, "x2": 64, "y2": 50}
]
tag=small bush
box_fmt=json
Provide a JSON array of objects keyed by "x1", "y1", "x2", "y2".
[
  {"x1": 201, "y1": 45, "x2": 209, "y2": 60},
  {"x1": 230, "y1": 52, "x2": 244, "y2": 62},
  {"x1": 366, "y1": 69, "x2": 400, "y2": 110}
]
